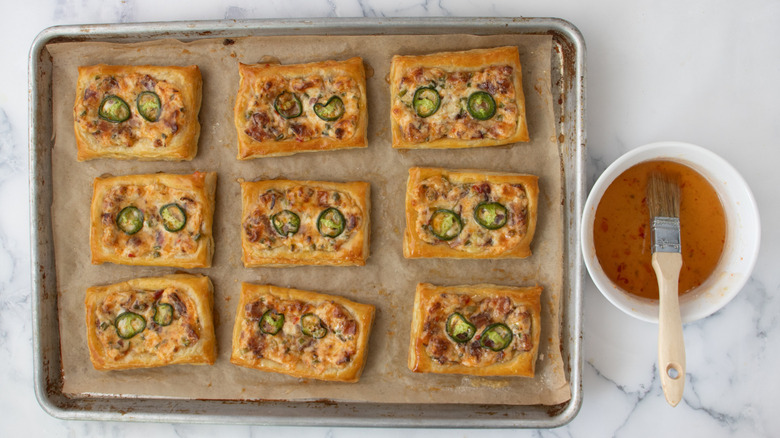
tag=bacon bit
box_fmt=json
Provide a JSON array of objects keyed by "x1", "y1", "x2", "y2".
[
  {"x1": 290, "y1": 123, "x2": 313, "y2": 139},
  {"x1": 447, "y1": 71, "x2": 470, "y2": 84},
  {"x1": 84, "y1": 88, "x2": 97, "y2": 101},
  {"x1": 140, "y1": 74, "x2": 157, "y2": 90},
  {"x1": 492, "y1": 297, "x2": 512, "y2": 316},
  {"x1": 292, "y1": 80, "x2": 315, "y2": 91},
  {"x1": 467, "y1": 340, "x2": 483, "y2": 359},
  {"x1": 496, "y1": 78, "x2": 512, "y2": 94},
  {"x1": 472, "y1": 183, "x2": 491, "y2": 196},
  {"x1": 244, "y1": 213, "x2": 272, "y2": 243},
  {"x1": 517, "y1": 333, "x2": 532, "y2": 351},
  {"x1": 346, "y1": 215, "x2": 357, "y2": 232},
  {"x1": 429, "y1": 336, "x2": 449, "y2": 362},
  {"x1": 470, "y1": 312, "x2": 491, "y2": 327},
  {"x1": 317, "y1": 191, "x2": 329, "y2": 207},
  {"x1": 184, "y1": 326, "x2": 199, "y2": 343},
  {"x1": 342, "y1": 320, "x2": 357, "y2": 336},
  {"x1": 477, "y1": 81, "x2": 497, "y2": 95},
  {"x1": 411, "y1": 67, "x2": 424, "y2": 82},
  {"x1": 336, "y1": 352, "x2": 352, "y2": 365},
  {"x1": 245, "y1": 301, "x2": 265, "y2": 319},
  {"x1": 169, "y1": 293, "x2": 187, "y2": 317},
  {"x1": 248, "y1": 336, "x2": 265, "y2": 357}
]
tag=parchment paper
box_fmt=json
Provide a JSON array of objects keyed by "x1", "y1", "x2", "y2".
[{"x1": 48, "y1": 33, "x2": 571, "y2": 406}]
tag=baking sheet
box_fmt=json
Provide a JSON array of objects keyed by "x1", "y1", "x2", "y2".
[
  {"x1": 49, "y1": 32, "x2": 568, "y2": 405},
  {"x1": 31, "y1": 17, "x2": 585, "y2": 427}
]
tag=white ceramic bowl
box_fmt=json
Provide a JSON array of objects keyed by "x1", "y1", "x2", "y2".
[{"x1": 581, "y1": 141, "x2": 761, "y2": 323}]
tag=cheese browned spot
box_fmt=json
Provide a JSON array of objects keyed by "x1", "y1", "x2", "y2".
[
  {"x1": 409, "y1": 176, "x2": 529, "y2": 254},
  {"x1": 93, "y1": 287, "x2": 201, "y2": 363},
  {"x1": 393, "y1": 65, "x2": 518, "y2": 143},
  {"x1": 241, "y1": 74, "x2": 360, "y2": 143},
  {"x1": 75, "y1": 73, "x2": 185, "y2": 149},
  {"x1": 421, "y1": 293, "x2": 533, "y2": 367},
  {"x1": 100, "y1": 184, "x2": 205, "y2": 260},
  {"x1": 243, "y1": 186, "x2": 362, "y2": 253},
  {"x1": 237, "y1": 297, "x2": 359, "y2": 372}
]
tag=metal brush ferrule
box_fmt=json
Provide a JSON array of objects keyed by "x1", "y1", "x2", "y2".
[{"x1": 651, "y1": 217, "x2": 681, "y2": 253}]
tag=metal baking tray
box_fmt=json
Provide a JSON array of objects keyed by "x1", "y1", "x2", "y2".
[{"x1": 29, "y1": 17, "x2": 585, "y2": 428}]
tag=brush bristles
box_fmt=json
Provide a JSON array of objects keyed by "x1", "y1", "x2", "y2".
[{"x1": 647, "y1": 172, "x2": 680, "y2": 219}]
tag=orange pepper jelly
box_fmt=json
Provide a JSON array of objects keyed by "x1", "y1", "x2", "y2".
[{"x1": 593, "y1": 160, "x2": 726, "y2": 300}]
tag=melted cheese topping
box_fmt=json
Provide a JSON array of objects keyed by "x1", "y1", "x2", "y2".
[
  {"x1": 237, "y1": 296, "x2": 360, "y2": 372},
  {"x1": 99, "y1": 183, "x2": 205, "y2": 260},
  {"x1": 409, "y1": 176, "x2": 529, "y2": 255},
  {"x1": 421, "y1": 293, "x2": 533, "y2": 367},
  {"x1": 240, "y1": 73, "x2": 360, "y2": 143},
  {"x1": 392, "y1": 65, "x2": 518, "y2": 143},
  {"x1": 75, "y1": 73, "x2": 185, "y2": 149},
  {"x1": 92, "y1": 287, "x2": 201, "y2": 363},
  {"x1": 243, "y1": 186, "x2": 363, "y2": 254}
]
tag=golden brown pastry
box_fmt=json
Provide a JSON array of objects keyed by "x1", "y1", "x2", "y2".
[
  {"x1": 85, "y1": 274, "x2": 217, "y2": 371},
  {"x1": 408, "y1": 283, "x2": 542, "y2": 377},
  {"x1": 90, "y1": 171, "x2": 216, "y2": 268},
  {"x1": 230, "y1": 283, "x2": 375, "y2": 382},
  {"x1": 390, "y1": 46, "x2": 529, "y2": 149},
  {"x1": 234, "y1": 57, "x2": 368, "y2": 159},
  {"x1": 240, "y1": 179, "x2": 370, "y2": 266},
  {"x1": 403, "y1": 167, "x2": 538, "y2": 259},
  {"x1": 74, "y1": 64, "x2": 202, "y2": 161}
]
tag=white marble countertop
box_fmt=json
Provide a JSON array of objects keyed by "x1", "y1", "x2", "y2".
[{"x1": 3, "y1": 0, "x2": 779, "y2": 436}]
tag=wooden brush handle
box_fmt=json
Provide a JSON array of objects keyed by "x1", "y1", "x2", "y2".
[{"x1": 652, "y1": 251, "x2": 686, "y2": 407}]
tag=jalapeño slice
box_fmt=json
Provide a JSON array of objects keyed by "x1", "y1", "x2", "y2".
[
  {"x1": 467, "y1": 91, "x2": 496, "y2": 120},
  {"x1": 300, "y1": 313, "x2": 328, "y2": 339},
  {"x1": 413, "y1": 87, "x2": 441, "y2": 118},
  {"x1": 115, "y1": 312, "x2": 146, "y2": 339},
  {"x1": 153, "y1": 303, "x2": 174, "y2": 326},
  {"x1": 317, "y1": 207, "x2": 345, "y2": 238},
  {"x1": 313, "y1": 96, "x2": 345, "y2": 121},
  {"x1": 445, "y1": 313, "x2": 476, "y2": 343},
  {"x1": 98, "y1": 95, "x2": 131, "y2": 123},
  {"x1": 137, "y1": 91, "x2": 162, "y2": 122},
  {"x1": 274, "y1": 91, "x2": 303, "y2": 119},
  {"x1": 271, "y1": 210, "x2": 301, "y2": 237},
  {"x1": 429, "y1": 209, "x2": 462, "y2": 241},
  {"x1": 260, "y1": 309, "x2": 284, "y2": 335},
  {"x1": 479, "y1": 323, "x2": 513, "y2": 351},
  {"x1": 474, "y1": 202, "x2": 509, "y2": 230},
  {"x1": 160, "y1": 203, "x2": 187, "y2": 232},
  {"x1": 116, "y1": 206, "x2": 144, "y2": 235}
]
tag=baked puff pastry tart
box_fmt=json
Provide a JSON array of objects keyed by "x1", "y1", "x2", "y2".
[
  {"x1": 85, "y1": 274, "x2": 217, "y2": 371},
  {"x1": 74, "y1": 64, "x2": 202, "y2": 161},
  {"x1": 230, "y1": 283, "x2": 375, "y2": 382},
  {"x1": 390, "y1": 46, "x2": 529, "y2": 149},
  {"x1": 408, "y1": 283, "x2": 542, "y2": 377},
  {"x1": 403, "y1": 167, "x2": 538, "y2": 259},
  {"x1": 90, "y1": 172, "x2": 216, "y2": 268},
  {"x1": 240, "y1": 179, "x2": 370, "y2": 267},
  {"x1": 234, "y1": 57, "x2": 368, "y2": 159}
]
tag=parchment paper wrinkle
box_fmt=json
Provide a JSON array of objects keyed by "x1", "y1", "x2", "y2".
[{"x1": 49, "y1": 33, "x2": 570, "y2": 406}]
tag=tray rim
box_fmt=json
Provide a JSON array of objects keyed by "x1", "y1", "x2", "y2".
[{"x1": 28, "y1": 16, "x2": 586, "y2": 428}]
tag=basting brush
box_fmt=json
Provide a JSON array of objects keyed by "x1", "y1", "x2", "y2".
[{"x1": 647, "y1": 172, "x2": 686, "y2": 407}]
